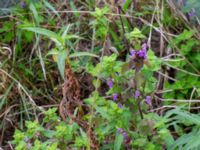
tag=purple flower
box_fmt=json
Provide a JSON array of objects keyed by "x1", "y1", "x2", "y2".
[
  {"x1": 188, "y1": 9, "x2": 195, "y2": 17},
  {"x1": 137, "y1": 50, "x2": 147, "y2": 58},
  {"x1": 122, "y1": 0, "x2": 127, "y2": 5},
  {"x1": 135, "y1": 90, "x2": 140, "y2": 99},
  {"x1": 117, "y1": 128, "x2": 129, "y2": 141},
  {"x1": 107, "y1": 78, "x2": 113, "y2": 88},
  {"x1": 142, "y1": 43, "x2": 147, "y2": 51},
  {"x1": 122, "y1": 132, "x2": 129, "y2": 140},
  {"x1": 113, "y1": 93, "x2": 118, "y2": 101},
  {"x1": 137, "y1": 43, "x2": 148, "y2": 59},
  {"x1": 130, "y1": 50, "x2": 136, "y2": 58},
  {"x1": 20, "y1": 1, "x2": 27, "y2": 8},
  {"x1": 118, "y1": 103, "x2": 123, "y2": 108},
  {"x1": 145, "y1": 96, "x2": 151, "y2": 105},
  {"x1": 27, "y1": 143, "x2": 32, "y2": 149},
  {"x1": 117, "y1": 128, "x2": 123, "y2": 133}
]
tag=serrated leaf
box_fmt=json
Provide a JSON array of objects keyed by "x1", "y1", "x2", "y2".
[
  {"x1": 129, "y1": 28, "x2": 146, "y2": 39},
  {"x1": 174, "y1": 29, "x2": 196, "y2": 45},
  {"x1": 147, "y1": 50, "x2": 161, "y2": 71},
  {"x1": 42, "y1": 130, "x2": 55, "y2": 138}
]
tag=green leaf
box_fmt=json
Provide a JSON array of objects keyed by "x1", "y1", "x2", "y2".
[
  {"x1": 95, "y1": 106, "x2": 110, "y2": 119},
  {"x1": 15, "y1": 141, "x2": 26, "y2": 150},
  {"x1": 57, "y1": 50, "x2": 67, "y2": 79},
  {"x1": 123, "y1": 0, "x2": 132, "y2": 11},
  {"x1": 69, "y1": 1, "x2": 80, "y2": 17},
  {"x1": 69, "y1": 52, "x2": 99, "y2": 58},
  {"x1": 158, "y1": 129, "x2": 174, "y2": 148},
  {"x1": 174, "y1": 29, "x2": 196, "y2": 45},
  {"x1": 180, "y1": 39, "x2": 199, "y2": 55},
  {"x1": 61, "y1": 24, "x2": 72, "y2": 38},
  {"x1": 129, "y1": 27, "x2": 146, "y2": 39},
  {"x1": 166, "y1": 109, "x2": 200, "y2": 126},
  {"x1": 43, "y1": 0, "x2": 60, "y2": 18},
  {"x1": 43, "y1": 108, "x2": 59, "y2": 122},
  {"x1": 147, "y1": 50, "x2": 161, "y2": 71},
  {"x1": 63, "y1": 34, "x2": 83, "y2": 40},
  {"x1": 114, "y1": 133, "x2": 123, "y2": 150},
  {"x1": 22, "y1": 27, "x2": 62, "y2": 45},
  {"x1": 42, "y1": 130, "x2": 55, "y2": 138},
  {"x1": 0, "y1": 82, "x2": 14, "y2": 110},
  {"x1": 47, "y1": 142, "x2": 58, "y2": 150},
  {"x1": 74, "y1": 128, "x2": 88, "y2": 147},
  {"x1": 29, "y1": 2, "x2": 40, "y2": 25},
  {"x1": 92, "y1": 7, "x2": 110, "y2": 18},
  {"x1": 46, "y1": 48, "x2": 59, "y2": 56},
  {"x1": 13, "y1": 130, "x2": 25, "y2": 144},
  {"x1": 169, "y1": 129, "x2": 200, "y2": 150}
]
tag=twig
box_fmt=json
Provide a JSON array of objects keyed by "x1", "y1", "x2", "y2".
[
  {"x1": 0, "y1": 69, "x2": 44, "y2": 111},
  {"x1": 155, "y1": 95, "x2": 200, "y2": 103}
]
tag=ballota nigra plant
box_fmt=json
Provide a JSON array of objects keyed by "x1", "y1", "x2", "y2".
[{"x1": 0, "y1": 1, "x2": 199, "y2": 150}]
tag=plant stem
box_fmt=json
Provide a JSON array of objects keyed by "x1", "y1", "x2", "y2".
[{"x1": 137, "y1": 100, "x2": 144, "y2": 119}]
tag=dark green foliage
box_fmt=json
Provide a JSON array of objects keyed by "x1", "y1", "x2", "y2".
[{"x1": 0, "y1": 1, "x2": 200, "y2": 150}]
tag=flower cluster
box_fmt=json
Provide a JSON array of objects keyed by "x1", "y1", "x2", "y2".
[
  {"x1": 134, "y1": 90, "x2": 151, "y2": 106},
  {"x1": 130, "y1": 43, "x2": 148, "y2": 59},
  {"x1": 107, "y1": 78, "x2": 122, "y2": 108}
]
